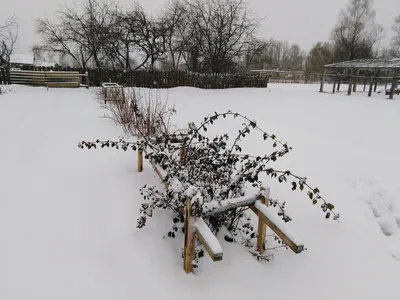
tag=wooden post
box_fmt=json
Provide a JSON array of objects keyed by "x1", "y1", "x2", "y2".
[
  {"x1": 183, "y1": 199, "x2": 195, "y2": 273},
  {"x1": 138, "y1": 150, "x2": 143, "y2": 173},
  {"x1": 374, "y1": 69, "x2": 380, "y2": 92},
  {"x1": 389, "y1": 75, "x2": 399, "y2": 100},
  {"x1": 85, "y1": 71, "x2": 89, "y2": 88},
  {"x1": 332, "y1": 71, "x2": 337, "y2": 94},
  {"x1": 353, "y1": 69, "x2": 360, "y2": 92},
  {"x1": 368, "y1": 78, "x2": 374, "y2": 97},
  {"x1": 347, "y1": 75, "x2": 353, "y2": 96},
  {"x1": 257, "y1": 187, "x2": 270, "y2": 254},
  {"x1": 319, "y1": 68, "x2": 326, "y2": 93},
  {"x1": 337, "y1": 74, "x2": 341, "y2": 91},
  {"x1": 385, "y1": 70, "x2": 390, "y2": 90}
]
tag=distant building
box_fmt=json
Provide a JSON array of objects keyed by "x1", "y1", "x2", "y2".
[{"x1": 9, "y1": 53, "x2": 34, "y2": 68}]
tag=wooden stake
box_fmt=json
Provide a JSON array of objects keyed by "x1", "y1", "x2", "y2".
[
  {"x1": 184, "y1": 199, "x2": 195, "y2": 273},
  {"x1": 257, "y1": 187, "x2": 270, "y2": 254},
  {"x1": 138, "y1": 150, "x2": 143, "y2": 173}
]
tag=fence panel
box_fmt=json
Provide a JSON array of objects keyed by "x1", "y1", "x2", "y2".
[{"x1": 86, "y1": 69, "x2": 270, "y2": 89}]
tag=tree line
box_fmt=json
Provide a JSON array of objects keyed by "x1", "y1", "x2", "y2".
[{"x1": 1, "y1": 0, "x2": 399, "y2": 74}]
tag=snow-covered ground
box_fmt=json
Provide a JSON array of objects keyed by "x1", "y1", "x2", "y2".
[{"x1": 1, "y1": 84, "x2": 400, "y2": 300}]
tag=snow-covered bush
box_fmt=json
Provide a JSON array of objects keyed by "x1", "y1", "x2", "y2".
[
  {"x1": 99, "y1": 87, "x2": 176, "y2": 139},
  {"x1": 79, "y1": 109, "x2": 339, "y2": 261}
]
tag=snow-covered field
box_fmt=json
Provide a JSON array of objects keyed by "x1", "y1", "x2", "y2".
[{"x1": 1, "y1": 84, "x2": 400, "y2": 300}]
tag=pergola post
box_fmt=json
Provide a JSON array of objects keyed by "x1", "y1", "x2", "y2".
[
  {"x1": 385, "y1": 70, "x2": 390, "y2": 90},
  {"x1": 353, "y1": 69, "x2": 360, "y2": 92},
  {"x1": 332, "y1": 71, "x2": 338, "y2": 94},
  {"x1": 347, "y1": 70, "x2": 353, "y2": 96},
  {"x1": 319, "y1": 68, "x2": 326, "y2": 93},
  {"x1": 374, "y1": 69, "x2": 380, "y2": 92},
  {"x1": 389, "y1": 71, "x2": 399, "y2": 100},
  {"x1": 368, "y1": 77, "x2": 374, "y2": 97},
  {"x1": 337, "y1": 73, "x2": 341, "y2": 91}
]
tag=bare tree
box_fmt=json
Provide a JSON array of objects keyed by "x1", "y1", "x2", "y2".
[
  {"x1": 121, "y1": 4, "x2": 169, "y2": 71},
  {"x1": 37, "y1": 0, "x2": 114, "y2": 69},
  {"x1": 185, "y1": 0, "x2": 261, "y2": 73},
  {"x1": 161, "y1": 0, "x2": 190, "y2": 70},
  {"x1": 389, "y1": 14, "x2": 400, "y2": 58},
  {"x1": 306, "y1": 42, "x2": 334, "y2": 74},
  {"x1": 101, "y1": 6, "x2": 136, "y2": 71},
  {"x1": 331, "y1": 0, "x2": 383, "y2": 61},
  {"x1": 37, "y1": 15, "x2": 92, "y2": 68},
  {"x1": 243, "y1": 39, "x2": 272, "y2": 71},
  {"x1": 0, "y1": 16, "x2": 18, "y2": 66}
]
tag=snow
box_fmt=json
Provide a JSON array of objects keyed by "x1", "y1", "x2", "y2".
[
  {"x1": 254, "y1": 200, "x2": 303, "y2": 247},
  {"x1": 193, "y1": 218, "x2": 223, "y2": 256},
  {"x1": 1, "y1": 83, "x2": 400, "y2": 299},
  {"x1": 203, "y1": 193, "x2": 259, "y2": 216}
]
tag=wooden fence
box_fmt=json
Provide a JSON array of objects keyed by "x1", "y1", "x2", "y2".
[
  {"x1": 0, "y1": 67, "x2": 10, "y2": 84},
  {"x1": 250, "y1": 70, "x2": 322, "y2": 84},
  {"x1": 14, "y1": 66, "x2": 268, "y2": 89},
  {"x1": 2, "y1": 65, "x2": 328, "y2": 88},
  {"x1": 89, "y1": 70, "x2": 270, "y2": 89},
  {"x1": 8, "y1": 69, "x2": 84, "y2": 88}
]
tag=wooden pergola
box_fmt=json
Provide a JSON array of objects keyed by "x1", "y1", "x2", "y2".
[{"x1": 320, "y1": 58, "x2": 400, "y2": 99}]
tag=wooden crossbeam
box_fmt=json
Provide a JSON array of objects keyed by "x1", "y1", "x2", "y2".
[
  {"x1": 193, "y1": 218, "x2": 223, "y2": 262},
  {"x1": 250, "y1": 200, "x2": 304, "y2": 254},
  {"x1": 202, "y1": 194, "x2": 259, "y2": 217}
]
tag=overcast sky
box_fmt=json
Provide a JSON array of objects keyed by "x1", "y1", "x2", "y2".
[{"x1": 1, "y1": 0, "x2": 399, "y2": 54}]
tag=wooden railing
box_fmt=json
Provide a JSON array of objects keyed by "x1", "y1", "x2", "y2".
[{"x1": 137, "y1": 145, "x2": 304, "y2": 274}]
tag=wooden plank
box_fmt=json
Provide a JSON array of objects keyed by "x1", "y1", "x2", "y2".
[
  {"x1": 202, "y1": 194, "x2": 259, "y2": 217},
  {"x1": 193, "y1": 218, "x2": 223, "y2": 262},
  {"x1": 257, "y1": 188, "x2": 270, "y2": 254},
  {"x1": 250, "y1": 200, "x2": 304, "y2": 254},
  {"x1": 183, "y1": 199, "x2": 195, "y2": 273}
]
